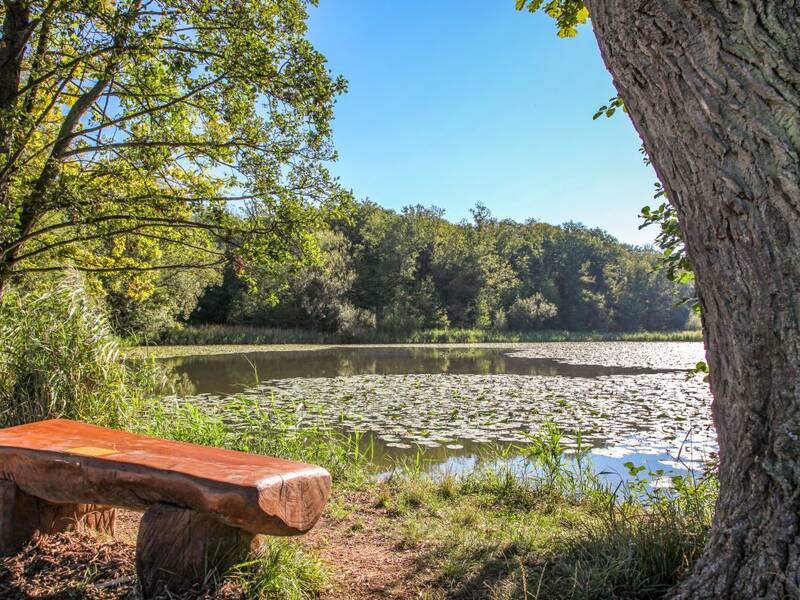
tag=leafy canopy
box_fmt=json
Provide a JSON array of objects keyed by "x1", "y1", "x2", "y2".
[{"x1": 0, "y1": 0, "x2": 350, "y2": 291}]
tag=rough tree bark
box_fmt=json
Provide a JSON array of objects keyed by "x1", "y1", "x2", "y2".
[
  {"x1": 0, "y1": 1, "x2": 32, "y2": 296},
  {"x1": 584, "y1": 1, "x2": 800, "y2": 597}
]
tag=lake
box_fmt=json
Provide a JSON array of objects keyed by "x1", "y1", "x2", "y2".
[{"x1": 160, "y1": 342, "x2": 714, "y2": 481}]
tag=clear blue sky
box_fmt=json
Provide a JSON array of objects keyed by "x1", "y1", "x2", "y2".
[{"x1": 307, "y1": 0, "x2": 658, "y2": 246}]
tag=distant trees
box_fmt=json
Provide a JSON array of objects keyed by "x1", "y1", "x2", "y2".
[{"x1": 189, "y1": 201, "x2": 692, "y2": 335}]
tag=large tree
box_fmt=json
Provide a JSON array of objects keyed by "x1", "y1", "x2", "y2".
[
  {"x1": 521, "y1": 1, "x2": 800, "y2": 597},
  {"x1": 0, "y1": 0, "x2": 347, "y2": 295}
]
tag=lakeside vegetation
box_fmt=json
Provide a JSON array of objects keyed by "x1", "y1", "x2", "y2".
[
  {"x1": 149, "y1": 323, "x2": 702, "y2": 347},
  {"x1": 97, "y1": 202, "x2": 700, "y2": 345},
  {"x1": 0, "y1": 274, "x2": 715, "y2": 599},
  {"x1": 0, "y1": 274, "x2": 164, "y2": 429},
  {"x1": 146, "y1": 397, "x2": 716, "y2": 599}
]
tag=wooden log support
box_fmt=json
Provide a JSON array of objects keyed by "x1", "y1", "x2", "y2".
[
  {"x1": 0, "y1": 479, "x2": 115, "y2": 555},
  {"x1": 136, "y1": 504, "x2": 256, "y2": 598}
]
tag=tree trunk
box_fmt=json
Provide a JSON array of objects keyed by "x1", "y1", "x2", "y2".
[
  {"x1": 584, "y1": 1, "x2": 800, "y2": 597},
  {"x1": 0, "y1": 2, "x2": 31, "y2": 295},
  {"x1": 0, "y1": 1, "x2": 29, "y2": 153}
]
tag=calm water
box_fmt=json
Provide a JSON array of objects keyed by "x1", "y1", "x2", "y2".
[
  {"x1": 164, "y1": 346, "x2": 689, "y2": 396},
  {"x1": 162, "y1": 343, "x2": 715, "y2": 482}
]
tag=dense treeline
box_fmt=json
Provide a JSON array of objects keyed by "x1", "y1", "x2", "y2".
[{"x1": 179, "y1": 202, "x2": 693, "y2": 339}]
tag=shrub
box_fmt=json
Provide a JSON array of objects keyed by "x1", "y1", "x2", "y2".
[
  {"x1": 336, "y1": 303, "x2": 376, "y2": 339},
  {"x1": 507, "y1": 293, "x2": 559, "y2": 330}
]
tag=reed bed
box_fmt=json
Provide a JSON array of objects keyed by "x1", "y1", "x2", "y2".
[{"x1": 154, "y1": 323, "x2": 703, "y2": 346}]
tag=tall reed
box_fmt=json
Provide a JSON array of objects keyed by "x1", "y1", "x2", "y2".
[
  {"x1": 0, "y1": 272, "x2": 163, "y2": 428},
  {"x1": 155, "y1": 323, "x2": 703, "y2": 346}
]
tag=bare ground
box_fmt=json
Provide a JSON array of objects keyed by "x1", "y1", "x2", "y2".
[
  {"x1": 0, "y1": 491, "x2": 437, "y2": 600},
  {"x1": 303, "y1": 491, "x2": 436, "y2": 599}
]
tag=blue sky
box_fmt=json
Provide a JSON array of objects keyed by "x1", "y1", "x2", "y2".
[{"x1": 307, "y1": 1, "x2": 658, "y2": 246}]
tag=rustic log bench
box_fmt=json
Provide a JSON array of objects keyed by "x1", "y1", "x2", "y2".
[{"x1": 0, "y1": 419, "x2": 331, "y2": 597}]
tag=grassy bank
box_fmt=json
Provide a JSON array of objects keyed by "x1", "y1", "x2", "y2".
[
  {"x1": 0, "y1": 368, "x2": 717, "y2": 599},
  {"x1": 1, "y1": 277, "x2": 714, "y2": 598},
  {"x1": 127, "y1": 397, "x2": 715, "y2": 599},
  {"x1": 152, "y1": 324, "x2": 703, "y2": 346}
]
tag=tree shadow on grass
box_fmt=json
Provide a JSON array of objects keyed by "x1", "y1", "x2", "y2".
[{"x1": 406, "y1": 520, "x2": 697, "y2": 600}]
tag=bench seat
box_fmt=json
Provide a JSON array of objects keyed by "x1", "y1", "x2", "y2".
[
  {"x1": 0, "y1": 419, "x2": 330, "y2": 535},
  {"x1": 0, "y1": 419, "x2": 332, "y2": 597}
]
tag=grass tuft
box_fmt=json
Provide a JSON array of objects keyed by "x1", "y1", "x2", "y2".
[
  {"x1": 374, "y1": 434, "x2": 716, "y2": 600},
  {"x1": 230, "y1": 538, "x2": 327, "y2": 600}
]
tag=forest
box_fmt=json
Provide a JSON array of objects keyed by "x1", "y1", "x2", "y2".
[{"x1": 103, "y1": 201, "x2": 694, "y2": 340}]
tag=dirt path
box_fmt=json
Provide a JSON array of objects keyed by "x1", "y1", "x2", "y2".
[{"x1": 302, "y1": 491, "x2": 434, "y2": 599}]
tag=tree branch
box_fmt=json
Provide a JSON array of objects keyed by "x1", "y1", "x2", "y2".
[{"x1": 11, "y1": 259, "x2": 227, "y2": 275}]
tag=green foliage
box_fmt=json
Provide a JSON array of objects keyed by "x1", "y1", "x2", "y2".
[
  {"x1": 605, "y1": 252, "x2": 693, "y2": 331},
  {"x1": 106, "y1": 263, "x2": 222, "y2": 342},
  {"x1": 516, "y1": 0, "x2": 589, "y2": 37},
  {"x1": 158, "y1": 324, "x2": 342, "y2": 345},
  {"x1": 230, "y1": 539, "x2": 327, "y2": 600},
  {"x1": 640, "y1": 201, "x2": 694, "y2": 288},
  {"x1": 594, "y1": 95, "x2": 627, "y2": 120},
  {"x1": 507, "y1": 293, "x2": 559, "y2": 330},
  {"x1": 152, "y1": 324, "x2": 702, "y2": 346},
  {"x1": 0, "y1": 272, "x2": 163, "y2": 427},
  {"x1": 191, "y1": 202, "x2": 693, "y2": 335},
  {"x1": 380, "y1": 432, "x2": 714, "y2": 600},
  {"x1": 222, "y1": 229, "x2": 375, "y2": 337},
  {"x1": 0, "y1": 0, "x2": 350, "y2": 298}
]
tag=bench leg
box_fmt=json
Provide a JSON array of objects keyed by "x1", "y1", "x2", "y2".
[
  {"x1": 0, "y1": 480, "x2": 116, "y2": 556},
  {"x1": 136, "y1": 503, "x2": 255, "y2": 599}
]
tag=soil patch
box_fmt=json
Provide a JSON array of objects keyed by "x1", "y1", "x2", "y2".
[
  {"x1": 0, "y1": 495, "x2": 432, "y2": 599},
  {"x1": 303, "y1": 491, "x2": 433, "y2": 599}
]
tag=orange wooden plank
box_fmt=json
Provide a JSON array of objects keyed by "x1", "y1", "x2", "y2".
[{"x1": 0, "y1": 419, "x2": 330, "y2": 535}]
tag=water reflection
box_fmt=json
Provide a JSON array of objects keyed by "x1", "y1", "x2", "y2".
[{"x1": 163, "y1": 346, "x2": 688, "y2": 396}]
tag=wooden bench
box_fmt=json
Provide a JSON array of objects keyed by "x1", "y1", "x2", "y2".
[{"x1": 0, "y1": 419, "x2": 331, "y2": 597}]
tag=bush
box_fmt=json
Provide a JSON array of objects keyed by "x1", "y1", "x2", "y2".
[
  {"x1": 0, "y1": 272, "x2": 163, "y2": 428},
  {"x1": 507, "y1": 293, "x2": 559, "y2": 330},
  {"x1": 378, "y1": 299, "x2": 426, "y2": 333},
  {"x1": 336, "y1": 303, "x2": 376, "y2": 340}
]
